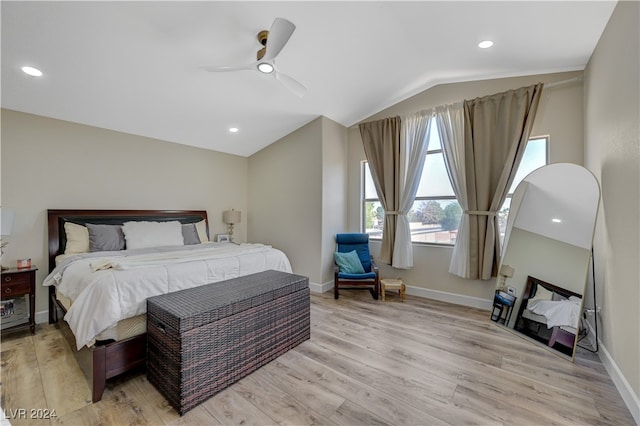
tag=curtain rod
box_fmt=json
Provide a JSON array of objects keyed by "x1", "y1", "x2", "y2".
[
  {"x1": 544, "y1": 76, "x2": 583, "y2": 89},
  {"x1": 349, "y1": 76, "x2": 583, "y2": 128}
]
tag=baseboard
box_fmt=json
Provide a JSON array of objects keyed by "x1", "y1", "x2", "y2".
[
  {"x1": 596, "y1": 335, "x2": 640, "y2": 424},
  {"x1": 309, "y1": 280, "x2": 333, "y2": 294},
  {"x1": 309, "y1": 280, "x2": 493, "y2": 310},
  {"x1": 35, "y1": 310, "x2": 48, "y2": 325},
  {"x1": 405, "y1": 285, "x2": 493, "y2": 311}
]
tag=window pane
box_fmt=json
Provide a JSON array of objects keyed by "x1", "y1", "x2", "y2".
[
  {"x1": 408, "y1": 199, "x2": 461, "y2": 244},
  {"x1": 508, "y1": 137, "x2": 547, "y2": 193},
  {"x1": 498, "y1": 197, "x2": 512, "y2": 244},
  {"x1": 415, "y1": 152, "x2": 455, "y2": 197},
  {"x1": 500, "y1": 137, "x2": 548, "y2": 245},
  {"x1": 363, "y1": 163, "x2": 377, "y2": 199},
  {"x1": 427, "y1": 122, "x2": 441, "y2": 151},
  {"x1": 364, "y1": 201, "x2": 384, "y2": 239}
]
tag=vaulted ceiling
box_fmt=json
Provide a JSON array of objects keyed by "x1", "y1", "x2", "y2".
[{"x1": 2, "y1": 1, "x2": 617, "y2": 156}]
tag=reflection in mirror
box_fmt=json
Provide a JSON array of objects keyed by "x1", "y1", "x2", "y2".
[{"x1": 492, "y1": 163, "x2": 600, "y2": 361}]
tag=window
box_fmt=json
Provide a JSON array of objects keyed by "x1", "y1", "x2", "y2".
[
  {"x1": 362, "y1": 123, "x2": 548, "y2": 246},
  {"x1": 498, "y1": 136, "x2": 548, "y2": 242}
]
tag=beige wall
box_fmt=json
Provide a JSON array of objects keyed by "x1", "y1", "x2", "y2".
[
  {"x1": 1, "y1": 109, "x2": 248, "y2": 314},
  {"x1": 348, "y1": 71, "x2": 586, "y2": 302},
  {"x1": 248, "y1": 116, "x2": 349, "y2": 286},
  {"x1": 248, "y1": 117, "x2": 324, "y2": 283},
  {"x1": 321, "y1": 118, "x2": 349, "y2": 284},
  {"x1": 584, "y1": 0, "x2": 640, "y2": 402}
]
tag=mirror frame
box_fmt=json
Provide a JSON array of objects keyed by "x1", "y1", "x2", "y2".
[{"x1": 493, "y1": 163, "x2": 600, "y2": 361}]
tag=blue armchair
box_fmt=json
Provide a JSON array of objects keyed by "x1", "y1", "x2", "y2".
[{"x1": 334, "y1": 233, "x2": 379, "y2": 300}]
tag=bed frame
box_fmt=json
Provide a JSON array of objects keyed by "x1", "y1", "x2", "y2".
[{"x1": 47, "y1": 209, "x2": 209, "y2": 403}]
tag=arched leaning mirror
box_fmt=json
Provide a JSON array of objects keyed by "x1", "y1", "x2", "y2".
[{"x1": 491, "y1": 163, "x2": 600, "y2": 361}]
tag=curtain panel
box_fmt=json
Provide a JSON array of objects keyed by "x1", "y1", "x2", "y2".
[
  {"x1": 435, "y1": 102, "x2": 469, "y2": 276},
  {"x1": 359, "y1": 116, "x2": 401, "y2": 264},
  {"x1": 392, "y1": 110, "x2": 432, "y2": 269},
  {"x1": 457, "y1": 83, "x2": 544, "y2": 280}
]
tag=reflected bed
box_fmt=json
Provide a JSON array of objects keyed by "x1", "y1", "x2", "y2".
[{"x1": 514, "y1": 275, "x2": 582, "y2": 356}]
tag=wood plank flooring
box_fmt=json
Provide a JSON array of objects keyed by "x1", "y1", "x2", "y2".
[{"x1": 1, "y1": 291, "x2": 635, "y2": 425}]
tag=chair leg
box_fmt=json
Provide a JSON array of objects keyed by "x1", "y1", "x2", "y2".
[
  {"x1": 334, "y1": 282, "x2": 339, "y2": 299},
  {"x1": 370, "y1": 283, "x2": 379, "y2": 300}
]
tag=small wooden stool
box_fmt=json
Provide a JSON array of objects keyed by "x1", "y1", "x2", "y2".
[{"x1": 380, "y1": 278, "x2": 406, "y2": 302}]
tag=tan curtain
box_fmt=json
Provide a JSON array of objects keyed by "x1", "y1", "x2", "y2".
[
  {"x1": 459, "y1": 83, "x2": 544, "y2": 280},
  {"x1": 359, "y1": 117, "x2": 401, "y2": 264}
]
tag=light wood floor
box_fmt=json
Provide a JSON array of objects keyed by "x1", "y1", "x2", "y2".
[{"x1": 1, "y1": 291, "x2": 635, "y2": 425}]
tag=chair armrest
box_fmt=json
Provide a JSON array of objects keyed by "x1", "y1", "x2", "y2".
[{"x1": 370, "y1": 256, "x2": 379, "y2": 271}]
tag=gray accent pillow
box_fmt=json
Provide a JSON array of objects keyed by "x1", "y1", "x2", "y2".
[
  {"x1": 87, "y1": 224, "x2": 126, "y2": 252},
  {"x1": 182, "y1": 223, "x2": 201, "y2": 245}
]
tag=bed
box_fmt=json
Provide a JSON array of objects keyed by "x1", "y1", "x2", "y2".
[
  {"x1": 514, "y1": 275, "x2": 582, "y2": 356},
  {"x1": 45, "y1": 209, "x2": 293, "y2": 402}
]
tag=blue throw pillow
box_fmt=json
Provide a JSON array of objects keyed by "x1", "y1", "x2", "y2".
[{"x1": 334, "y1": 250, "x2": 365, "y2": 274}]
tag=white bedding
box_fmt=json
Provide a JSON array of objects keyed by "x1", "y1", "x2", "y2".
[
  {"x1": 43, "y1": 243, "x2": 292, "y2": 350},
  {"x1": 527, "y1": 296, "x2": 581, "y2": 329}
]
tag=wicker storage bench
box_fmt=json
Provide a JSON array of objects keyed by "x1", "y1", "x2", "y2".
[{"x1": 146, "y1": 270, "x2": 310, "y2": 415}]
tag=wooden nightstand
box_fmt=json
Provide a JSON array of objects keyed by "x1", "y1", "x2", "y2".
[{"x1": 1, "y1": 266, "x2": 37, "y2": 335}]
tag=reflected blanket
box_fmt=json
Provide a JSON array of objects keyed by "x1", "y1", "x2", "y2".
[{"x1": 528, "y1": 296, "x2": 581, "y2": 329}]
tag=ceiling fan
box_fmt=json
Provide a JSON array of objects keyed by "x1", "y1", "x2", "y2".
[{"x1": 205, "y1": 17, "x2": 306, "y2": 98}]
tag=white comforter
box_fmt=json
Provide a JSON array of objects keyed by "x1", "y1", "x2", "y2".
[
  {"x1": 528, "y1": 296, "x2": 581, "y2": 329},
  {"x1": 43, "y1": 243, "x2": 292, "y2": 350}
]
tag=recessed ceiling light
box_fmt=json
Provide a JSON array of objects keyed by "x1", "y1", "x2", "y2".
[
  {"x1": 21, "y1": 66, "x2": 43, "y2": 77},
  {"x1": 257, "y1": 62, "x2": 274, "y2": 74},
  {"x1": 478, "y1": 40, "x2": 494, "y2": 49},
  {"x1": 552, "y1": 218, "x2": 562, "y2": 223},
  {"x1": 229, "y1": 127, "x2": 239, "y2": 133}
]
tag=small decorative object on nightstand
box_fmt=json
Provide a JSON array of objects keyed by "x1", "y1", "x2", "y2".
[
  {"x1": 1, "y1": 265, "x2": 37, "y2": 335},
  {"x1": 381, "y1": 278, "x2": 406, "y2": 302}
]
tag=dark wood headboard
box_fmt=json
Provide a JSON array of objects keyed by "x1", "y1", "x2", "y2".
[{"x1": 47, "y1": 209, "x2": 209, "y2": 273}]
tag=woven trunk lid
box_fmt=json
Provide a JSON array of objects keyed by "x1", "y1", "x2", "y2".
[{"x1": 147, "y1": 269, "x2": 308, "y2": 333}]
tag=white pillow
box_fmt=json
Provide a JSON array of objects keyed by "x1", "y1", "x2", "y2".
[
  {"x1": 122, "y1": 221, "x2": 184, "y2": 250},
  {"x1": 64, "y1": 222, "x2": 90, "y2": 254},
  {"x1": 194, "y1": 219, "x2": 209, "y2": 243},
  {"x1": 530, "y1": 285, "x2": 554, "y2": 301}
]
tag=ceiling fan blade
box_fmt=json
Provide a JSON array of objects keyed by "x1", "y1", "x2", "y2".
[
  {"x1": 274, "y1": 70, "x2": 306, "y2": 98},
  {"x1": 262, "y1": 17, "x2": 296, "y2": 61},
  {"x1": 203, "y1": 62, "x2": 257, "y2": 72}
]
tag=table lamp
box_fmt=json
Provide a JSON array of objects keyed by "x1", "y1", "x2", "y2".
[
  {"x1": 498, "y1": 264, "x2": 514, "y2": 291},
  {"x1": 223, "y1": 209, "x2": 241, "y2": 243}
]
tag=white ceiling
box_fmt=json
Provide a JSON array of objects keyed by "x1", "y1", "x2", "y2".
[{"x1": 1, "y1": 1, "x2": 616, "y2": 157}]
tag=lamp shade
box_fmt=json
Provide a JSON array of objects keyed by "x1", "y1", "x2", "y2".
[
  {"x1": 1, "y1": 208, "x2": 14, "y2": 236},
  {"x1": 223, "y1": 210, "x2": 241, "y2": 225},
  {"x1": 499, "y1": 264, "x2": 514, "y2": 278}
]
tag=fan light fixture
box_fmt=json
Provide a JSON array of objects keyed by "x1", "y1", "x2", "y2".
[
  {"x1": 21, "y1": 66, "x2": 43, "y2": 77},
  {"x1": 257, "y1": 62, "x2": 274, "y2": 74},
  {"x1": 205, "y1": 18, "x2": 306, "y2": 97}
]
